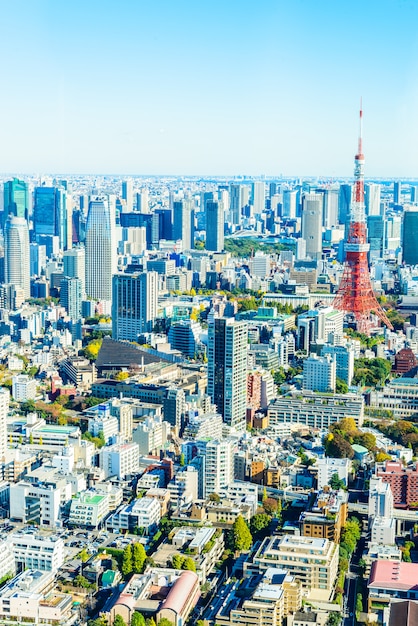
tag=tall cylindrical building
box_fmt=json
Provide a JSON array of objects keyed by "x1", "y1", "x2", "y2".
[
  {"x1": 85, "y1": 196, "x2": 117, "y2": 310},
  {"x1": 4, "y1": 216, "x2": 30, "y2": 298}
]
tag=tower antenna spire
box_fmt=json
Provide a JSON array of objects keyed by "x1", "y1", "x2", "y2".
[{"x1": 333, "y1": 104, "x2": 393, "y2": 335}]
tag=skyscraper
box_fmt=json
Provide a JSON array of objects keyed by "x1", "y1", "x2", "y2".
[
  {"x1": 367, "y1": 215, "x2": 384, "y2": 260},
  {"x1": 4, "y1": 216, "x2": 30, "y2": 298},
  {"x1": 85, "y1": 196, "x2": 117, "y2": 309},
  {"x1": 403, "y1": 209, "x2": 418, "y2": 265},
  {"x1": 63, "y1": 246, "x2": 85, "y2": 296},
  {"x1": 172, "y1": 199, "x2": 194, "y2": 250},
  {"x1": 365, "y1": 183, "x2": 381, "y2": 216},
  {"x1": 207, "y1": 316, "x2": 247, "y2": 432},
  {"x1": 122, "y1": 179, "x2": 134, "y2": 211},
  {"x1": 33, "y1": 186, "x2": 70, "y2": 250},
  {"x1": 282, "y1": 189, "x2": 297, "y2": 219},
  {"x1": 3, "y1": 178, "x2": 29, "y2": 226},
  {"x1": 0, "y1": 388, "x2": 9, "y2": 460},
  {"x1": 393, "y1": 181, "x2": 401, "y2": 205},
  {"x1": 338, "y1": 184, "x2": 352, "y2": 225},
  {"x1": 112, "y1": 271, "x2": 158, "y2": 340},
  {"x1": 229, "y1": 183, "x2": 243, "y2": 225},
  {"x1": 251, "y1": 181, "x2": 265, "y2": 215},
  {"x1": 205, "y1": 200, "x2": 224, "y2": 252},
  {"x1": 60, "y1": 277, "x2": 83, "y2": 321},
  {"x1": 301, "y1": 193, "x2": 323, "y2": 260}
]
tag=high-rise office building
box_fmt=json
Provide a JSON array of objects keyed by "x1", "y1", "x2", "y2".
[
  {"x1": 403, "y1": 209, "x2": 418, "y2": 265},
  {"x1": 30, "y1": 243, "x2": 46, "y2": 277},
  {"x1": 85, "y1": 196, "x2": 117, "y2": 308},
  {"x1": 385, "y1": 214, "x2": 402, "y2": 253},
  {"x1": 121, "y1": 180, "x2": 134, "y2": 211},
  {"x1": 63, "y1": 247, "x2": 85, "y2": 296},
  {"x1": 60, "y1": 277, "x2": 83, "y2": 321},
  {"x1": 393, "y1": 181, "x2": 401, "y2": 205},
  {"x1": 33, "y1": 186, "x2": 70, "y2": 250},
  {"x1": 173, "y1": 199, "x2": 194, "y2": 250},
  {"x1": 136, "y1": 189, "x2": 149, "y2": 213},
  {"x1": 229, "y1": 184, "x2": 247, "y2": 225},
  {"x1": 0, "y1": 388, "x2": 9, "y2": 460},
  {"x1": 301, "y1": 193, "x2": 323, "y2": 260},
  {"x1": 338, "y1": 184, "x2": 352, "y2": 225},
  {"x1": 112, "y1": 271, "x2": 158, "y2": 340},
  {"x1": 303, "y1": 354, "x2": 336, "y2": 393},
  {"x1": 282, "y1": 189, "x2": 297, "y2": 219},
  {"x1": 3, "y1": 178, "x2": 29, "y2": 226},
  {"x1": 251, "y1": 181, "x2": 265, "y2": 215},
  {"x1": 321, "y1": 188, "x2": 339, "y2": 228},
  {"x1": 367, "y1": 215, "x2": 384, "y2": 260},
  {"x1": 205, "y1": 200, "x2": 224, "y2": 252},
  {"x1": 207, "y1": 316, "x2": 247, "y2": 432},
  {"x1": 4, "y1": 216, "x2": 30, "y2": 299},
  {"x1": 365, "y1": 183, "x2": 381, "y2": 216}
]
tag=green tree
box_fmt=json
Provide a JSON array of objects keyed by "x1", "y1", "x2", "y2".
[
  {"x1": 250, "y1": 513, "x2": 271, "y2": 540},
  {"x1": 335, "y1": 378, "x2": 348, "y2": 394},
  {"x1": 263, "y1": 498, "x2": 279, "y2": 515},
  {"x1": 78, "y1": 548, "x2": 90, "y2": 563},
  {"x1": 355, "y1": 592, "x2": 363, "y2": 614},
  {"x1": 171, "y1": 554, "x2": 184, "y2": 569},
  {"x1": 179, "y1": 453, "x2": 185, "y2": 467},
  {"x1": 157, "y1": 619, "x2": 174, "y2": 626},
  {"x1": 121, "y1": 544, "x2": 133, "y2": 577},
  {"x1": 182, "y1": 557, "x2": 196, "y2": 572},
  {"x1": 83, "y1": 338, "x2": 103, "y2": 361},
  {"x1": 329, "y1": 473, "x2": 345, "y2": 490},
  {"x1": 132, "y1": 542, "x2": 146, "y2": 574},
  {"x1": 208, "y1": 492, "x2": 220, "y2": 502},
  {"x1": 232, "y1": 515, "x2": 252, "y2": 552},
  {"x1": 74, "y1": 574, "x2": 90, "y2": 588},
  {"x1": 131, "y1": 614, "x2": 146, "y2": 626},
  {"x1": 145, "y1": 618, "x2": 157, "y2": 626},
  {"x1": 113, "y1": 616, "x2": 127, "y2": 626},
  {"x1": 29, "y1": 432, "x2": 34, "y2": 445}
]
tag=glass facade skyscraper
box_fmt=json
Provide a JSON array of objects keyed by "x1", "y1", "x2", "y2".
[
  {"x1": 207, "y1": 316, "x2": 247, "y2": 432},
  {"x1": 112, "y1": 271, "x2": 158, "y2": 340},
  {"x1": 3, "y1": 178, "x2": 28, "y2": 226}
]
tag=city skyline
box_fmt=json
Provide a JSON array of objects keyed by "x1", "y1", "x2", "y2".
[{"x1": 0, "y1": 0, "x2": 417, "y2": 176}]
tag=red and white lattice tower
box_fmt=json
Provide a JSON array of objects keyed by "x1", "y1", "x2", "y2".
[{"x1": 333, "y1": 106, "x2": 393, "y2": 335}]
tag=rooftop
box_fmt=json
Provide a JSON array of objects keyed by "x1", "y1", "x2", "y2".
[{"x1": 369, "y1": 561, "x2": 418, "y2": 591}]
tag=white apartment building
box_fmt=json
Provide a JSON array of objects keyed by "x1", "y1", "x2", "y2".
[
  {"x1": 12, "y1": 374, "x2": 37, "y2": 402},
  {"x1": 195, "y1": 438, "x2": 234, "y2": 498},
  {"x1": 100, "y1": 442, "x2": 139, "y2": 479},
  {"x1": 316, "y1": 458, "x2": 350, "y2": 490},
  {"x1": 109, "y1": 399, "x2": 134, "y2": 442},
  {"x1": 368, "y1": 477, "x2": 394, "y2": 519},
  {"x1": 0, "y1": 570, "x2": 76, "y2": 625},
  {"x1": 107, "y1": 497, "x2": 161, "y2": 534},
  {"x1": 248, "y1": 535, "x2": 339, "y2": 600},
  {"x1": 87, "y1": 409, "x2": 119, "y2": 444},
  {"x1": 167, "y1": 466, "x2": 199, "y2": 506},
  {"x1": 10, "y1": 481, "x2": 61, "y2": 527},
  {"x1": 370, "y1": 517, "x2": 396, "y2": 545},
  {"x1": 303, "y1": 354, "x2": 336, "y2": 393},
  {"x1": 11, "y1": 532, "x2": 65, "y2": 571},
  {"x1": 69, "y1": 491, "x2": 109, "y2": 528},
  {"x1": 0, "y1": 388, "x2": 8, "y2": 460},
  {"x1": 0, "y1": 540, "x2": 16, "y2": 580},
  {"x1": 133, "y1": 416, "x2": 170, "y2": 456}
]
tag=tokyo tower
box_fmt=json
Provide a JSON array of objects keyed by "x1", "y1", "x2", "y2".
[{"x1": 333, "y1": 107, "x2": 393, "y2": 335}]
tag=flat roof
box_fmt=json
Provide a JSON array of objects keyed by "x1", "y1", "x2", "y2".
[{"x1": 369, "y1": 561, "x2": 418, "y2": 591}]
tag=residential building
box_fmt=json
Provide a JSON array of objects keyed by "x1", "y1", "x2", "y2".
[
  {"x1": 12, "y1": 374, "x2": 37, "y2": 402},
  {"x1": 321, "y1": 343, "x2": 355, "y2": 385},
  {"x1": 11, "y1": 532, "x2": 64, "y2": 571},
  {"x1": 63, "y1": 246, "x2": 85, "y2": 295},
  {"x1": 368, "y1": 477, "x2": 394, "y2": 519},
  {"x1": 370, "y1": 517, "x2": 396, "y2": 545},
  {"x1": 215, "y1": 568, "x2": 302, "y2": 626},
  {"x1": 369, "y1": 378, "x2": 418, "y2": 419},
  {"x1": 316, "y1": 458, "x2": 350, "y2": 490},
  {"x1": 303, "y1": 354, "x2": 336, "y2": 393},
  {"x1": 376, "y1": 461, "x2": 418, "y2": 509},
  {"x1": 68, "y1": 491, "x2": 109, "y2": 528},
  {"x1": 247, "y1": 535, "x2": 339, "y2": 600},
  {"x1": 268, "y1": 392, "x2": 364, "y2": 431},
  {"x1": 100, "y1": 442, "x2": 139, "y2": 479},
  {"x1": 173, "y1": 198, "x2": 194, "y2": 250},
  {"x1": 107, "y1": 497, "x2": 161, "y2": 534},
  {"x1": 133, "y1": 415, "x2": 170, "y2": 456},
  {"x1": 60, "y1": 276, "x2": 83, "y2": 320},
  {"x1": 299, "y1": 489, "x2": 348, "y2": 543},
  {"x1": 86, "y1": 403, "x2": 119, "y2": 444},
  {"x1": 195, "y1": 438, "x2": 234, "y2": 498},
  {"x1": 112, "y1": 271, "x2": 158, "y2": 340},
  {"x1": 207, "y1": 316, "x2": 247, "y2": 431},
  {"x1": 9, "y1": 481, "x2": 61, "y2": 527},
  {"x1": 0, "y1": 570, "x2": 76, "y2": 625},
  {"x1": 368, "y1": 561, "x2": 418, "y2": 616}
]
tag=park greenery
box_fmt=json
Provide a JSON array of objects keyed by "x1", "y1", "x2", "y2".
[
  {"x1": 375, "y1": 420, "x2": 418, "y2": 454},
  {"x1": 324, "y1": 417, "x2": 376, "y2": 459},
  {"x1": 352, "y1": 357, "x2": 392, "y2": 387},
  {"x1": 224, "y1": 237, "x2": 293, "y2": 257}
]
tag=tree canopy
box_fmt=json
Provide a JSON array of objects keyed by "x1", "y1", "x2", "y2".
[{"x1": 232, "y1": 515, "x2": 253, "y2": 552}]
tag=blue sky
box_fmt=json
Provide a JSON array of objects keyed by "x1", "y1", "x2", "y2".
[{"x1": 0, "y1": 0, "x2": 417, "y2": 176}]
